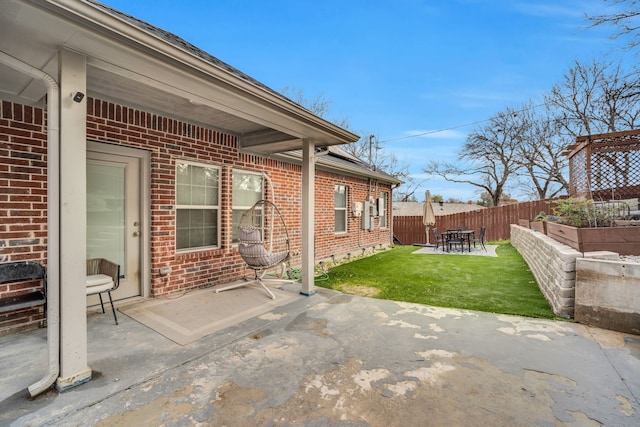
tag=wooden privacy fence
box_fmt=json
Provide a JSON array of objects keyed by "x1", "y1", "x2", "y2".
[{"x1": 393, "y1": 199, "x2": 554, "y2": 245}]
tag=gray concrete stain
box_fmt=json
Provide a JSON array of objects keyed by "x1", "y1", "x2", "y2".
[{"x1": 1, "y1": 285, "x2": 639, "y2": 426}]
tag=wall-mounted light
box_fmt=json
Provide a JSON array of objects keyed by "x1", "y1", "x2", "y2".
[{"x1": 72, "y1": 91, "x2": 84, "y2": 103}]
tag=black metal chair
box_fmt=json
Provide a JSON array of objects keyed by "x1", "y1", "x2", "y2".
[
  {"x1": 446, "y1": 229, "x2": 466, "y2": 252},
  {"x1": 472, "y1": 227, "x2": 487, "y2": 251},
  {"x1": 432, "y1": 227, "x2": 446, "y2": 251}
]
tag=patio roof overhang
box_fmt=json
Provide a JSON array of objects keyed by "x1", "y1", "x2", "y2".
[
  {"x1": 0, "y1": 0, "x2": 358, "y2": 396},
  {"x1": 0, "y1": 0, "x2": 359, "y2": 153}
]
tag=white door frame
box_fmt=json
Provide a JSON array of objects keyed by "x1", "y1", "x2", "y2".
[{"x1": 87, "y1": 141, "x2": 151, "y2": 299}]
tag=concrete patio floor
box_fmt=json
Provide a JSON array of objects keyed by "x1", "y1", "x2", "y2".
[{"x1": 1, "y1": 283, "x2": 639, "y2": 426}]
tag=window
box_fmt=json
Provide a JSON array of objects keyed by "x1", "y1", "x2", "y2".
[
  {"x1": 176, "y1": 161, "x2": 220, "y2": 251},
  {"x1": 334, "y1": 184, "x2": 348, "y2": 233},
  {"x1": 232, "y1": 170, "x2": 263, "y2": 242},
  {"x1": 379, "y1": 191, "x2": 388, "y2": 228}
]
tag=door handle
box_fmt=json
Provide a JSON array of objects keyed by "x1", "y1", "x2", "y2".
[{"x1": 133, "y1": 231, "x2": 141, "y2": 237}]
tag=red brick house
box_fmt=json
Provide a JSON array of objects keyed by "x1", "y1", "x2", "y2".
[{"x1": 0, "y1": 0, "x2": 399, "y2": 394}]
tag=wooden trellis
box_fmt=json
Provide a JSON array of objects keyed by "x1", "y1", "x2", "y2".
[{"x1": 566, "y1": 129, "x2": 640, "y2": 201}]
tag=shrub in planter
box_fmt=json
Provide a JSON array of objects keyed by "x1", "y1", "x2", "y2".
[
  {"x1": 534, "y1": 211, "x2": 547, "y2": 222},
  {"x1": 552, "y1": 197, "x2": 617, "y2": 228},
  {"x1": 547, "y1": 198, "x2": 640, "y2": 255}
]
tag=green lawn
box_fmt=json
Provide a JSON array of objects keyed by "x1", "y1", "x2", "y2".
[{"x1": 317, "y1": 242, "x2": 556, "y2": 319}]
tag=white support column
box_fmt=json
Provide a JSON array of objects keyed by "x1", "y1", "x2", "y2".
[
  {"x1": 300, "y1": 139, "x2": 316, "y2": 296},
  {"x1": 56, "y1": 48, "x2": 91, "y2": 391}
]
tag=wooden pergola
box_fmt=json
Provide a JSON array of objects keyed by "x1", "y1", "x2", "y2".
[{"x1": 565, "y1": 129, "x2": 640, "y2": 201}]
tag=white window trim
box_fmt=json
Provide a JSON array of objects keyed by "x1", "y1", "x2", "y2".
[
  {"x1": 232, "y1": 169, "x2": 264, "y2": 244},
  {"x1": 335, "y1": 184, "x2": 348, "y2": 233},
  {"x1": 379, "y1": 191, "x2": 388, "y2": 228},
  {"x1": 175, "y1": 160, "x2": 221, "y2": 252}
]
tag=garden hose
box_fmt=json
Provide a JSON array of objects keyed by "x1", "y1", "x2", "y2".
[
  {"x1": 285, "y1": 265, "x2": 329, "y2": 282},
  {"x1": 262, "y1": 261, "x2": 329, "y2": 283}
]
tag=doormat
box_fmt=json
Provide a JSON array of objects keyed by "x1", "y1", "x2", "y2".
[{"x1": 120, "y1": 284, "x2": 301, "y2": 345}]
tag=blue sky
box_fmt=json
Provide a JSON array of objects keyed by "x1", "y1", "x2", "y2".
[{"x1": 100, "y1": 0, "x2": 630, "y2": 202}]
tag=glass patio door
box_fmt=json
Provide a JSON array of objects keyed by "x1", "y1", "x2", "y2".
[{"x1": 86, "y1": 150, "x2": 142, "y2": 302}]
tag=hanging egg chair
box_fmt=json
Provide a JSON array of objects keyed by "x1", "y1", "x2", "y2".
[{"x1": 216, "y1": 199, "x2": 290, "y2": 299}]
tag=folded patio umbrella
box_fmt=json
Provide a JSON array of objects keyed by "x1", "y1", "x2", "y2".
[{"x1": 423, "y1": 190, "x2": 436, "y2": 245}]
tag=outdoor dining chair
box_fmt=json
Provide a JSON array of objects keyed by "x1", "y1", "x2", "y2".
[
  {"x1": 86, "y1": 258, "x2": 120, "y2": 324},
  {"x1": 472, "y1": 227, "x2": 486, "y2": 251},
  {"x1": 446, "y1": 229, "x2": 466, "y2": 252},
  {"x1": 432, "y1": 227, "x2": 446, "y2": 251}
]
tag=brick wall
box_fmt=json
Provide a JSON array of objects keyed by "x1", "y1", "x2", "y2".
[
  {"x1": 314, "y1": 171, "x2": 392, "y2": 261},
  {"x1": 0, "y1": 101, "x2": 48, "y2": 330},
  {"x1": 1, "y1": 97, "x2": 393, "y2": 331}
]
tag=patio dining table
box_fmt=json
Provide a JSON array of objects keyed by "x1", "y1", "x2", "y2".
[{"x1": 441, "y1": 229, "x2": 475, "y2": 253}]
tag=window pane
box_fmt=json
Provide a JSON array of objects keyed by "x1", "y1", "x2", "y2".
[
  {"x1": 380, "y1": 192, "x2": 388, "y2": 228},
  {"x1": 205, "y1": 169, "x2": 219, "y2": 205},
  {"x1": 176, "y1": 209, "x2": 191, "y2": 250},
  {"x1": 335, "y1": 209, "x2": 346, "y2": 232},
  {"x1": 176, "y1": 183, "x2": 190, "y2": 205},
  {"x1": 176, "y1": 163, "x2": 190, "y2": 185},
  {"x1": 232, "y1": 171, "x2": 263, "y2": 240},
  {"x1": 233, "y1": 172, "x2": 263, "y2": 206},
  {"x1": 192, "y1": 166, "x2": 206, "y2": 186},
  {"x1": 176, "y1": 208, "x2": 218, "y2": 250},
  {"x1": 334, "y1": 184, "x2": 347, "y2": 232},
  {"x1": 87, "y1": 162, "x2": 126, "y2": 271},
  {"x1": 202, "y1": 209, "x2": 218, "y2": 246},
  {"x1": 176, "y1": 163, "x2": 218, "y2": 207},
  {"x1": 334, "y1": 185, "x2": 347, "y2": 208},
  {"x1": 191, "y1": 185, "x2": 206, "y2": 205}
]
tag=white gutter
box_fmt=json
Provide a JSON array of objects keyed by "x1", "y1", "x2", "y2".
[{"x1": 0, "y1": 52, "x2": 61, "y2": 397}]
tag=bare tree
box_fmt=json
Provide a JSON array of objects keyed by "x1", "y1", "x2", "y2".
[
  {"x1": 281, "y1": 87, "x2": 409, "y2": 182},
  {"x1": 281, "y1": 86, "x2": 333, "y2": 119},
  {"x1": 423, "y1": 108, "x2": 524, "y2": 207},
  {"x1": 547, "y1": 60, "x2": 604, "y2": 136},
  {"x1": 587, "y1": 0, "x2": 640, "y2": 50},
  {"x1": 546, "y1": 59, "x2": 640, "y2": 136},
  {"x1": 340, "y1": 134, "x2": 410, "y2": 181},
  {"x1": 597, "y1": 63, "x2": 640, "y2": 129},
  {"x1": 514, "y1": 101, "x2": 570, "y2": 199}
]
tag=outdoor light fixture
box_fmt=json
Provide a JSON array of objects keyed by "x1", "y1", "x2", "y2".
[{"x1": 72, "y1": 91, "x2": 84, "y2": 103}]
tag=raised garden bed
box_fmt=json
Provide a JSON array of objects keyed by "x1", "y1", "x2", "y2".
[
  {"x1": 546, "y1": 222, "x2": 640, "y2": 255},
  {"x1": 530, "y1": 221, "x2": 546, "y2": 234}
]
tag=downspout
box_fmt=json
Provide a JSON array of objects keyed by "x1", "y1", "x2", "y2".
[
  {"x1": 391, "y1": 183, "x2": 401, "y2": 247},
  {"x1": 0, "y1": 52, "x2": 61, "y2": 396}
]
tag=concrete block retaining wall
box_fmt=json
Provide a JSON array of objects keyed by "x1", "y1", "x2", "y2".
[
  {"x1": 511, "y1": 225, "x2": 579, "y2": 318},
  {"x1": 512, "y1": 224, "x2": 640, "y2": 334}
]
